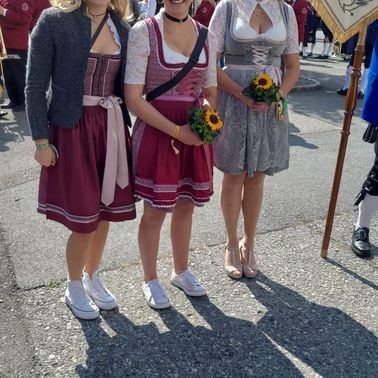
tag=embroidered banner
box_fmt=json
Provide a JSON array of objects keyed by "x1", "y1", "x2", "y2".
[{"x1": 310, "y1": 0, "x2": 378, "y2": 42}]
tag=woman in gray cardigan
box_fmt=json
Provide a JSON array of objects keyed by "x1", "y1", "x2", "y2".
[{"x1": 25, "y1": 0, "x2": 136, "y2": 320}]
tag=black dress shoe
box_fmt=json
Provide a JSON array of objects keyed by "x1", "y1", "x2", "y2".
[
  {"x1": 351, "y1": 227, "x2": 371, "y2": 258},
  {"x1": 357, "y1": 91, "x2": 365, "y2": 100},
  {"x1": 337, "y1": 88, "x2": 348, "y2": 96},
  {"x1": 0, "y1": 110, "x2": 7, "y2": 118}
]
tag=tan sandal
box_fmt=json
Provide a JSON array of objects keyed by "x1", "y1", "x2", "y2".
[
  {"x1": 224, "y1": 246, "x2": 242, "y2": 279},
  {"x1": 239, "y1": 243, "x2": 258, "y2": 278}
]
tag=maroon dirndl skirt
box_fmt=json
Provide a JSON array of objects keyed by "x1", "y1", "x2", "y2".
[
  {"x1": 132, "y1": 96, "x2": 213, "y2": 210},
  {"x1": 38, "y1": 105, "x2": 136, "y2": 233}
]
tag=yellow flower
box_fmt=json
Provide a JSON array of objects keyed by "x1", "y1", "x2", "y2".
[
  {"x1": 253, "y1": 74, "x2": 273, "y2": 90},
  {"x1": 205, "y1": 109, "x2": 223, "y2": 131}
]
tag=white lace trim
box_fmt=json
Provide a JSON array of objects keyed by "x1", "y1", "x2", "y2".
[
  {"x1": 90, "y1": 15, "x2": 121, "y2": 54},
  {"x1": 125, "y1": 11, "x2": 217, "y2": 88},
  {"x1": 209, "y1": 0, "x2": 298, "y2": 54}
]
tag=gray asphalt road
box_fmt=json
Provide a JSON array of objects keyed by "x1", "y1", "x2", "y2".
[{"x1": 0, "y1": 51, "x2": 377, "y2": 377}]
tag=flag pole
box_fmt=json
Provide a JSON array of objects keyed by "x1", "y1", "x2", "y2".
[{"x1": 321, "y1": 24, "x2": 368, "y2": 258}]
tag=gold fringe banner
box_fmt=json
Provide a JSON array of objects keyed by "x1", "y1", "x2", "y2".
[{"x1": 310, "y1": 0, "x2": 378, "y2": 43}]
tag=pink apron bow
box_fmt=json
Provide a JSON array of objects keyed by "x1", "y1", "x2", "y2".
[{"x1": 83, "y1": 95, "x2": 129, "y2": 206}]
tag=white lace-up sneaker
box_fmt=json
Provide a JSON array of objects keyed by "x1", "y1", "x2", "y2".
[
  {"x1": 82, "y1": 270, "x2": 117, "y2": 310},
  {"x1": 65, "y1": 280, "x2": 100, "y2": 320},
  {"x1": 142, "y1": 279, "x2": 171, "y2": 309},
  {"x1": 170, "y1": 270, "x2": 206, "y2": 297}
]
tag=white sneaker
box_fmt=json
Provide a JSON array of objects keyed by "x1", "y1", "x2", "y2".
[
  {"x1": 170, "y1": 270, "x2": 206, "y2": 297},
  {"x1": 82, "y1": 270, "x2": 117, "y2": 310},
  {"x1": 142, "y1": 279, "x2": 171, "y2": 309},
  {"x1": 65, "y1": 280, "x2": 100, "y2": 320}
]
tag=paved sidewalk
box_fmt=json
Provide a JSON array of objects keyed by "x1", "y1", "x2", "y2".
[
  {"x1": 1, "y1": 42, "x2": 378, "y2": 377},
  {"x1": 20, "y1": 213, "x2": 378, "y2": 377}
]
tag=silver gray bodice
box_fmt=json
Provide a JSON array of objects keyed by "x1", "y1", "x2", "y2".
[{"x1": 224, "y1": 0, "x2": 289, "y2": 67}]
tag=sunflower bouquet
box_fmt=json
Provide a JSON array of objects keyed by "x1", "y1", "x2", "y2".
[
  {"x1": 242, "y1": 73, "x2": 280, "y2": 105},
  {"x1": 188, "y1": 108, "x2": 223, "y2": 144},
  {"x1": 242, "y1": 73, "x2": 287, "y2": 120}
]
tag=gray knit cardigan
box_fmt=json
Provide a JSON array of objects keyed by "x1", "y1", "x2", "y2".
[{"x1": 25, "y1": 4, "x2": 131, "y2": 140}]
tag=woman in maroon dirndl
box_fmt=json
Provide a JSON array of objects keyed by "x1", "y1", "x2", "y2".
[
  {"x1": 125, "y1": 0, "x2": 217, "y2": 309},
  {"x1": 25, "y1": 0, "x2": 136, "y2": 320}
]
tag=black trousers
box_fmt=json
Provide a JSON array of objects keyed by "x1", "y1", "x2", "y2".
[
  {"x1": 2, "y1": 48, "x2": 27, "y2": 106},
  {"x1": 355, "y1": 139, "x2": 378, "y2": 205}
]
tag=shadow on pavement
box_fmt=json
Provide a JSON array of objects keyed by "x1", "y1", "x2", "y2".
[
  {"x1": 0, "y1": 110, "x2": 30, "y2": 152},
  {"x1": 326, "y1": 258, "x2": 377, "y2": 290},
  {"x1": 75, "y1": 275, "x2": 377, "y2": 377},
  {"x1": 289, "y1": 122, "x2": 319, "y2": 149},
  {"x1": 246, "y1": 274, "x2": 378, "y2": 377},
  {"x1": 76, "y1": 298, "x2": 302, "y2": 377}
]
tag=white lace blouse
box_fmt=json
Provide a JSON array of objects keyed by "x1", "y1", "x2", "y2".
[
  {"x1": 209, "y1": 0, "x2": 299, "y2": 55},
  {"x1": 125, "y1": 9, "x2": 218, "y2": 87},
  {"x1": 90, "y1": 16, "x2": 121, "y2": 54}
]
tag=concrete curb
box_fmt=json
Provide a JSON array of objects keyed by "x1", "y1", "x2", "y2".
[{"x1": 292, "y1": 76, "x2": 322, "y2": 92}]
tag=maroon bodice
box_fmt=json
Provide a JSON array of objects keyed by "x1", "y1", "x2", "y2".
[
  {"x1": 144, "y1": 17, "x2": 209, "y2": 99},
  {"x1": 83, "y1": 52, "x2": 121, "y2": 97}
]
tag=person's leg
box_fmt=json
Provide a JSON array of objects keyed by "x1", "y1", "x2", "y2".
[
  {"x1": 13, "y1": 50, "x2": 27, "y2": 109},
  {"x1": 356, "y1": 193, "x2": 378, "y2": 230},
  {"x1": 352, "y1": 147, "x2": 378, "y2": 258},
  {"x1": 81, "y1": 221, "x2": 118, "y2": 310},
  {"x1": 66, "y1": 231, "x2": 95, "y2": 280},
  {"x1": 220, "y1": 172, "x2": 246, "y2": 278},
  {"x1": 170, "y1": 201, "x2": 206, "y2": 296},
  {"x1": 84, "y1": 221, "x2": 110, "y2": 276},
  {"x1": 2, "y1": 50, "x2": 20, "y2": 106},
  {"x1": 171, "y1": 201, "x2": 195, "y2": 273},
  {"x1": 359, "y1": 43, "x2": 373, "y2": 95},
  {"x1": 138, "y1": 203, "x2": 166, "y2": 282},
  {"x1": 221, "y1": 172, "x2": 246, "y2": 249},
  {"x1": 240, "y1": 171, "x2": 265, "y2": 276},
  {"x1": 65, "y1": 230, "x2": 100, "y2": 319},
  {"x1": 139, "y1": 203, "x2": 170, "y2": 309}
]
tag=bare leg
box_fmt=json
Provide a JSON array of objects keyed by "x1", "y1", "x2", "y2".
[
  {"x1": 240, "y1": 171, "x2": 265, "y2": 276},
  {"x1": 138, "y1": 203, "x2": 166, "y2": 282},
  {"x1": 171, "y1": 201, "x2": 195, "y2": 273},
  {"x1": 84, "y1": 221, "x2": 110, "y2": 276},
  {"x1": 66, "y1": 231, "x2": 94, "y2": 281},
  {"x1": 220, "y1": 173, "x2": 246, "y2": 277},
  {"x1": 220, "y1": 172, "x2": 247, "y2": 249}
]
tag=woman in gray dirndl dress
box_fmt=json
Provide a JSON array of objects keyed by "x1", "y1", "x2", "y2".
[{"x1": 209, "y1": 0, "x2": 300, "y2": 279}]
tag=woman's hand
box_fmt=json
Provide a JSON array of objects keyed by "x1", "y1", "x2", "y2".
[
  {"x1": 176, "y1": 124, "x2": 203, "y2": 146},
  {"x1": 34, "y1": 146, "x2": 56, "y2": 167},
  {"x1": 239, "y1": 94, "x2": 275, "y2": 112}
]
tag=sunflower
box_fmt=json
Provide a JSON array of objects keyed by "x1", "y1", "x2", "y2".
[
  {"x1": 205, "y1": 109, "x2": 223, "y2": 131},
  {"x1": 253, "y1": 74, "x2": 273, "y2": 90}
]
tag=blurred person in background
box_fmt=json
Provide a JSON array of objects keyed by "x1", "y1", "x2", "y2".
[
  {"x1": 0, "y1": 0, "x2": 33, "y2": 112},
  {"x1": 193, "y1": 0, "x2": 217, "y2": 27},
  {"x1": 351, "y1": 32, "x2": 378, "y2": 259},
  {"x1": 316, "y1": 17, "x2": 334, "y2": 59},
  {"x1": 337, "y1": 20, "x2": 378, "y2": 100},
  {"x1": 287, "y1": 0, "x2": 308, "y2": 57},
  {"x1": 30, "y1": 0, "x2": 50, "y2": 30}
]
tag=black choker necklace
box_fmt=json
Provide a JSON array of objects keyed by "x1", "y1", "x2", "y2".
[{"x1": 164, "y1": 12, "x2": 189, "y2": 23}]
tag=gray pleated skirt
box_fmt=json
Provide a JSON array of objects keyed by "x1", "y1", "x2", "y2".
[{"x1": 213, "y1": 66, "x2": 290, "y2": 177}]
